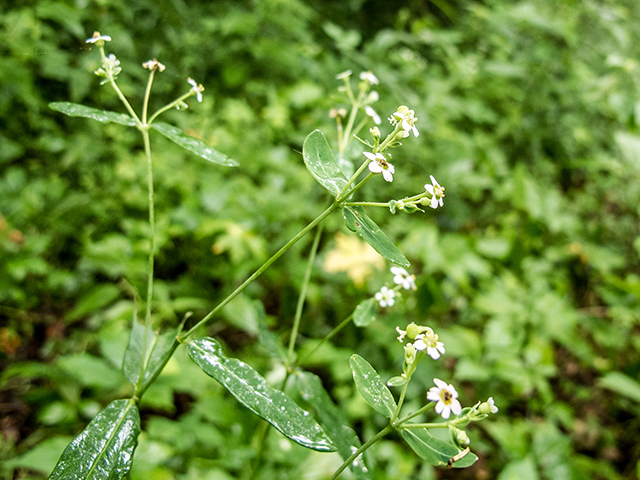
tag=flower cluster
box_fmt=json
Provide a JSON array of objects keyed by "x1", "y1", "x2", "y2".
[
  {"x1": 396, "y1": 323, "x2": 445, "y2": 360},
  {"x1": 389, "y1": 105, "x2": 419, "y2": 137}
]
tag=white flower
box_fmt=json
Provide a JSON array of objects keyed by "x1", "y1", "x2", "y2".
[
  {"x1": 486, "y1": 397, "x2": 499, "y2": 414},
  {"x1": 396, "y1": 326, "x2": 407, "y2": 342},
  {"x1": 336, "y1": 69, "x2": 353, "y2": 79},
  {"x1": 360, "y1": 71, "x2": 379, "y2": 85},
  {"x1": 94, "y1": 54, "x2": 121, "y2": 80},
  {"x1": 364, "y1": 106, "x2": 381, "y2": 125},
  {"x1": 427, "y1": 378, "x2": 462, "y2": 419},
  {"x1": 142, "y1": 59, "x2": 166, "y2": 72},
  {"x1": 367, "y1": 90, "x2": 380, "y2": 103},
  {"x1": 390, "y1": 105, "x2": 419, "y2": 137},
  {"x1": 413, "y1": 328, "x2": 445, "y2": 360},
  {"x1": 375, "y1": 286, "x2": 396, "y2": 308},
  {"x1": 86, "y1": 32, "x2": 111, "y2": 44},
  {"x1": 364, "y1": 152, "x2": 395, "y2": 182},
  {"x1": 424, "y1": 175, "x2": 445, "y2": 209},
  {"x1": 390, "y1": 267, "x2": 416, "y2": 290},
  {"x1": 188, "y1": 78, "x2": 204, "y2": 102}
]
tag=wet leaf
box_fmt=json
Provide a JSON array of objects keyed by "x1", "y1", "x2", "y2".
[
  {"x1": 292, "y1": 371, "x2": 371, "y2": 479},
  {"x1": 343, "y1": 205, "x2": 409, "y2": 267},
  {"x1": 302, "y1": 129, "x2": 348, "y2": 197},
  {"x1": 353, "y1": 298, "x2": 376, "y2": 327},
  {"x1": 49, "y1": 102, "x2": 136, "y2": 127},
  {"x1": 401, "y1": 428, "x2": 477, "y2": 467},
  {"x1": 186, "y1": 337, "x2": 335, "y2": 452},
  {"x1": 48, "y1": 399, "x2": 140, "y2": 480},
  {"x1": 349, "y1": 354, "x2": 397, "y2": 418},
  {"x1": 150, "y1": 122, "x2": 238, "y2": 167}
]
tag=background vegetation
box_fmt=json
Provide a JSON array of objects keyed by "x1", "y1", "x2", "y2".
[{"x1": 2, "y1": 0, "x2": 640, "y2": 478}]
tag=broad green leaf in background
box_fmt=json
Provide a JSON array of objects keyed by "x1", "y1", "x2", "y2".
[
  {"x1": 349, "y1": 354, "x2": 397, "y2": 418},
  {"x1": 353, "y1": 298, "x2": 376, "y2": 327},
  {"x1": 48, "y1": 399, "x2": 140, "y2": 480},
  {"x1": 122, "y1": 314, "x2": 177, "y2": 388},
  {"x1": 302, "y1": 129, "x2": 348, "y2": 197},
  {"x1": 597, "y1": 372, "x2": 640, "y2": 404},
  {"x1": 49, "y1": 102, "x2": 137, "y2": 127},
  {"x1": 186, "y1": 337, "x2": 336, "y2": 452},
  {"x1": 401, "y1": 428, "x2": 477, "y2": 468},
  {"x1": 292, "y1": 370, "x2": 371, "y2": 480},
  {"x1": 343, "y1": 205, "x2": 410, "y2": 267},
  {"x1": 150, "y1": 122, "x2": 238, "y2": 167}
]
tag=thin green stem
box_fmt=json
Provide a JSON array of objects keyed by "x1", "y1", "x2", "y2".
[
  {"x1": 296, "y1": 313, "x2": 353, "y2": 366},
  {"x1": 142, "y1": 70, "x2": 156, "y2": 125},
  {"x1": 342, "y1": 172, "x2": 375, "y2": 200},
  {"x1": 343, "y1": 201, "x2": 389, "y2": 208},
  {"x1": 148, "y1": 91, "x2": 194, "y2": 125},
  {"x1": 108, "y1": 79, "x2": 142, "y2": 127},
  {"x1": 286, "y1": 225, "x2": 323, "y2": 367},
  {"x1": 395, "y1": 400, "x2": 436, "y2": 425},
  {"x1": 180, "y1": 202, "x2": 339, "y2": 340},
  {"x1": 329, "y1": 424, "x2": 394, "y2": 480}
]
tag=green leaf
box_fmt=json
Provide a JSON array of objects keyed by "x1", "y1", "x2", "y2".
[
  {"x1": 186, "y1": 337, "x2": 335, "y2": 452},
  {"x1": 349, "y1": 354, "x2": 397, "y2": 418},
  {"x1": 292, "y1": 371, "x2": 371, "y2": 480},
  {"x1": 48, "y1": 399, "x2": 140, "y2": 480},
  {"x1": 598, "y1": 372, "x2": 640, "y2": 404},
  {"x1": 343, "y1": 205, "x2": 410, "y2": 267},
  {"x1": 122, "y1": 312, "x2": 177, "y2": 387},
  {"x1": 302, "y1": 129, "x2": 348, "y2": 197},
  {"x1": 49, "y1": 102, "x2": 137, "y2": 127},
  {"x1": 353, "y1": 298, "x2": 377, "y2": 327},
  {"x1": 150, "y1": 122, "x2": 238, "y2": 167},
  {"x1": 401, "y1": 429, "x2": 477, "y2": 468}
]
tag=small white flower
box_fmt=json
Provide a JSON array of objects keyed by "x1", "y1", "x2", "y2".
[
  {"x1": 487, "y1": 397, "x2": 499, "y2": 414},
  {"x1": 424, "y1": 175, "x2": 445, "y2": 209},
  {"x1": 390, "y1": 105, "x2": 419, "y2": 137},
  {"x1": 188, "y1": 78, "x2": 204, "y2": 102},
  {"x1": 336, "y1": 69, "x2": 353, "y2": 79},
  {"x1": 364, "y1": 152, "x2": 395, "y2": 182},
  {"x1": 390, "y1": 267, "x2": 416, "y2": 290},
  {"x1": 364, "y1": 106, "x2": 381, "y2": 125},
  {"x1": 375, "y1": 286, "x2": 396, "y2": 308},
  {"x1": 396, "y1": 326, "x2": 407, "y2": 342},
  {"x1": 367, "y1": 90, "x2": 379, "y2": 103},
  {"x1": 360, "y1": 71, "x2": 379, "y2": 85},
  {"x1": 86, "y1": 32, "x2": 111, "y2": 44},
  {"x1": 95, "y1": 54, "x2": 121, "y2": 80},
  {"x1": 427, "y1": 378, "x2": 462, "y2": 419},
  {"x1": 142, "y1": 59, "x2": 166, "y2": 72},
  {"x1": 413, "y1": 328, "x2": 445, "y2": 360}
]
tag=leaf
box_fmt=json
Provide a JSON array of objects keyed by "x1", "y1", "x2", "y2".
[
  {"x1": 292, "y1": 371, "x2": 371, "y2": 480},
  {"x1": 598, "y1": 372, "x2": 640, "y2": 404},
  {"x1": 349, "y1": 354, "x2": 397, "y2": 418},
  {"x1": 302, "y1": 129, "x2": 348, "y2": 197},
  {"x1": 343, "y1": 205, "x2": 410, "y2": 267},
  {"x1": 401, "y1": 429, "x2": 477, "y2": 468},
  {"x1": 48, "y1": 399, "x2": 140, "y2": 480},
  {"x1": 186, "y1": 337, "x2": 335, "y2": 452},
  {"x1": 122, "y1": 312, "x2": 177, "y2": 388},
  {"x1": 353, "y1": 298, "x2": 376, "y2": 327},
  {"x1": 49, "y1": 102, "x2": 136, "y2": 127},
  {"x1": 150, "y1": 122, "x2": 238, "y2": 167}
]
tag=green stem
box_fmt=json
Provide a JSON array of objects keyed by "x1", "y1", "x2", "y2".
[
  {"x1": 286, "y1": 225, "x2": 324, "y2": 367},
  {"x1": 148, "y1": 91, "x2": 194, "y2": 125},
  {"x1": 329, "y1": 424, "x2": 394, "y2": 480},
  {"x1": 180, "y1": 202, "x2": 339, "y2": 340},
  {"x1": 108, "y1": 78, "x2": 142, "y2": 127},
  {"x1": 343, "y1": 201, "x2": 389, "y2": 208},
  {"x1": 142, "y1": 71, "x2": 155, "y2": 125},
  {"x1": 296, "y1": 312, "x2": 353, "y2": 366},
  {"x1": 396, "y1": 401, "x2": 436, "y2": 425},
  {"x1": 342, "y1": 172, "x2": 375, "y2": 200}
]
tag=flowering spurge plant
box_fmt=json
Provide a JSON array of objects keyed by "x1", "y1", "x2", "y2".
[
  {"x1": 46, "y1": 35, "x2": 489, "y2": 480},
  {"x1": 341, "y1": 323, "x2": 498, "y2": 477}
]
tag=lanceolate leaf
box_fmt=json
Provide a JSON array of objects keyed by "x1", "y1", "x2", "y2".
[
  {"x1": 293, "y1": 371, "x2": 371, "y2": 480},
  {"x1": 48, "y1": 399, "x2": 140, "y2": 480},
  {"x1": 353, "y1": 298, "x2": 376, "y2": 327},
  {"x1": 122, "y1": 313, "x2": 177, "y2": 388},
  {"x1": 343, "y1": 205, "x2": 410, "y2": 267},
  {"x1": 401, "y1": 429, "x2": 478, "y2": 468},
  {"x1": 302, "y1": 129, "x2": 348, "y2": 197},
  {"x1": 150, "y1": 122, "x2": 238, "y2": 167},
  {"x1": 349, "y1": 354, "x2": 397, "y2": 418},
  {"x1": 186, "y1": 337, "x2": 335, "y2": 452},
  {"x1": 49, "y1": 102, "x2": 137, "y2": 127}
]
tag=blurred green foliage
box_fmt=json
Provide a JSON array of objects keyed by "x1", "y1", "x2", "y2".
[{"x1": 1, "y1": 0, "x2": 640, "y2": 478}]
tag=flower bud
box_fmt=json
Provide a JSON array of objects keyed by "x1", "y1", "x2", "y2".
[
  {"x1": 450, "y1": 427, "x2": 470, "y2": 447},
  {"x1": 370, "y1": 126, "x2": 380, "y2": 142},
  {"x1": 404, "y1": 343, "x2": 416, "y2": 364},
  {"x1": 479, "y1": 397, "x2": 499, "y2": 415}
]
